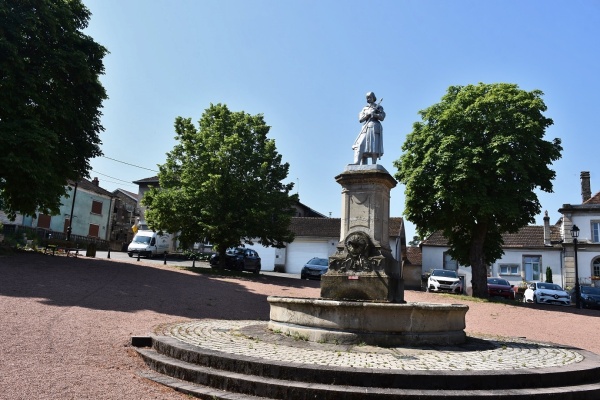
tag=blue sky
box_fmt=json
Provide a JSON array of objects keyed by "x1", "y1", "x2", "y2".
[{"x1": 84, "y1": 0, "x2": 600, "y2": 241}]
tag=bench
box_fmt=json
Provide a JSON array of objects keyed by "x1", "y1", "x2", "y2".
[
  {"x1": 63, "y1": 248, "x2": 80, "y2": 257},
  {"x1": 44, "y1": 245, "x2": 79, "y2": 257},
  {"x1": 44, "y1": 245, "x2": 58, "y2": 256}
]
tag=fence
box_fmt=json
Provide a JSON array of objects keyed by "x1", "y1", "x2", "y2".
[{"x1": 1, "y1": 224, "x2": 109, "y2": 250}]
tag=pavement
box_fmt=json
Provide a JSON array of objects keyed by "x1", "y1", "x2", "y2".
[{"x1": 152, "y1": 318, "x2": 588, "y2": 372}]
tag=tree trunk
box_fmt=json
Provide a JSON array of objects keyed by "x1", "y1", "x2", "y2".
[
  {"x1": 469, "y1": 224, "x2": 489, "y2": 298},
  {"x1": 218, "y1": 247, "x2": 228, "y2": 269}
]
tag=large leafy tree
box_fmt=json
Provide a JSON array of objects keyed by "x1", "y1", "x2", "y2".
[
  {"x1": 394, "y1": 83, "x2": 562, "y2": 298},
  {"x1": 143, "y1": 104, "x2": 297, "y2": 263},
  {"x1": 0, "y1": 0, "x2": 107, "y2": 218}
]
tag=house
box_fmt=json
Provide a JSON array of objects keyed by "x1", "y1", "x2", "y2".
[
  {"x1": 17, "y1": 177, "x2": 114, "y2": 242},
  {"x1": 404, "y1": 246, "x2": 423, "y2": 290},
  {"x1": 421, "y1": 171, "x2": 600, "y2": 294},
  {"x1": 131, "y1": 176, "x2": 159, "y2": 229},
  {"x1": 558, "y1": 171, "x2": 600, "y2": 287},
  {"x1": 108, "y1": 188, "x2": 139, "y2": 251},
  {"x1": 421, "y1": 213, "x2": 564, "y2": 295}
]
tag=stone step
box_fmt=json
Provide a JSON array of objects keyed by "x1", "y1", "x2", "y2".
[
  {"x1": 134, "y1": 336, "x2": 600, "y2": 400},
  {"x1": 147, "y1": 334, "x2": 600, "y2": 391}
]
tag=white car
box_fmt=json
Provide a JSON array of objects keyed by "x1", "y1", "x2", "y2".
[
  {"x1": 427, "y1": 269, "x2": 463, "y2": 294},
  {"x1": 524, "y1": 282, "x2": 570, "y2": 306}
]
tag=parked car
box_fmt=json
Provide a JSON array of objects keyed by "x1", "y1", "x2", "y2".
[
  {"x1": 487, "y1": 277, "x2": 515, "y2": 300},
  {"x1": 300, "y1": 257, "x2": 329, "y2": 280},
  {"x1": 426, "y1": 269, "x2": 463, "y2": 294},
  {"x1": 569, "y1": 286, "x2": 600, "y2": 309},
  {"x1": 524, "y1": 282, "x2": 570, "y2": 306},
  {"x1": 209, "y1": 248, "x2": 261, "y2": 274}
]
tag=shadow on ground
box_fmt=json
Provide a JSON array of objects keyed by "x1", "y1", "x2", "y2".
[{"x1": 0, "y1": 253, "x2": 319, "y2": 321}]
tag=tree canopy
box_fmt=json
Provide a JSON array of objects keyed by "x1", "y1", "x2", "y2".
[
  {"x1": 0, "y1": 0, "x2": 107, "y2": 218},
  {"x1": 393, "y1": 83, "x2": 562, "y2": 298},
  {"x1": 142, "y1": 104, "x2": 297, "y2": 260}
]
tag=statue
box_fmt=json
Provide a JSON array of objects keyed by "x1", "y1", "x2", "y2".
[{"x1": 352, "y1": 92, "x2": 385, "y2": 165}]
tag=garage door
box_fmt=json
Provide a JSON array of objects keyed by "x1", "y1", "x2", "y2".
[
  {"x1": 286, "y1": 240, "x2": 331, "y2": 274},
  {"x1": 245, "y1": 244, "x2": 276, "y2": 271}
]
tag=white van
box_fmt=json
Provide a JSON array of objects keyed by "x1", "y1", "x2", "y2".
[{"x1": 127, "y1": 230, "x2": 170, "y2": 258}]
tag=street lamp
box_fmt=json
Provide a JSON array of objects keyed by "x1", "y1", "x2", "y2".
[{"x1": 571, "y1": 225, "x2": 581, "y2": 309}]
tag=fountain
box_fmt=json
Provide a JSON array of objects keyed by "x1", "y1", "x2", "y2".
[{"x1": 268, "y1": 93, "x2": 468, "y2": 346}]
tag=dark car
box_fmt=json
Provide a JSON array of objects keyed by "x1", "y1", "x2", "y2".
[
  {"x1": 487, "y1": 277, "x2": 515, "y2": 300},
  {"x1": 300, "y1": 257, "x2": 329, "y2": 280},
  {"x1": 209, "y1": 248, "x2": 261, "y2": 274},
  {"x1": 569, "y1": 286, "x2": 600, "y2": 309}
]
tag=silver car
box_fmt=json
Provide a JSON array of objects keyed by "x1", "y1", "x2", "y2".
[{"x1": 427, "y1": 269, "x2": 463, "y2": 294}]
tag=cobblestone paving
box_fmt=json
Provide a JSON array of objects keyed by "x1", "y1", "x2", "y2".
[{"x1": 155, "y1": 319, "x2": 584, "y2": 371}]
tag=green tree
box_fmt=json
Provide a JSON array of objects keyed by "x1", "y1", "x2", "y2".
[
  {"x1": 0, "y1": 0, "x2": 107, "y2": 218},
  {"x1": 143, "y1": 104, "x2": 297, "y2": 265},
  {"x1": 394, "y1": 83, "x2": 562, "y2": 298},
  {"x1": 408, "y1": 235, "x2": 422, "y2": 246}
]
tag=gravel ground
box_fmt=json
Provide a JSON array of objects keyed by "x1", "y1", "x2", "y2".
[{"x1": 1, "y1": 252, "x2": 598, "y2": 400}]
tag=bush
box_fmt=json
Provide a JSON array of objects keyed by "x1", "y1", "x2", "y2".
[{"x1": 545, "y1": 266, "x2": 553, "y2": 283}]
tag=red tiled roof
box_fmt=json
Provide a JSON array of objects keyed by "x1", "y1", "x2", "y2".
[
  {"x1": 132, "y1": 176, "x2": 159, "y2": 184},
  {"x1": 584, "y1": 191, "x2": 600, "y2": 205},
  {"x1": 68, "y1": 178, "x2": 113, "y2": 198},
  {"x1": 406, "y1": 246, "x2": 422, "y2": 266},
  {"x1": 422, "y1": 224, "x2": 561, "y2": 248}
]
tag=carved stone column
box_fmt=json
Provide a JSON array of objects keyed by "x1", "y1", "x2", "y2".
[{"x1": 321, "y1": 165, "x2": 404, "y2": 303}]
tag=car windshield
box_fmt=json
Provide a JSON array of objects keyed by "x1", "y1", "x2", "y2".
[
  {"x1": 307, "y1": 258, "x2": 328, "y2": 266},
  {"x1": 431, "y1": 270, "x2": 457, "y2": 278},
  {"x1": 581, "y1": 286, "x2": 600, "y2": 295},
  {"x1": 226, "y1": 248, "x2": 245, "y2": 256},
  {"x1": 537, "y1": 283, "x2": 563, "y2": 291},
  {"x1": 132, "y1": 235, "x2": 151, "y2": 244},
  {"x1": 488, "y1": 278, "x2": 510, "y2": 286}
]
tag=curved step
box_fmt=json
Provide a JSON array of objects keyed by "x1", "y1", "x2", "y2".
[
  {"x1": 147, "y1": 332, "x2": 600, "y2": 391},
  {"x1": 137, "y1": 346, "x2": 600, "y2": 400}
]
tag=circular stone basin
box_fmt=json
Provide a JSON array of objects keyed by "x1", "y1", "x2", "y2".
[{"x1": 267, "y1": 296, "x2": 468, "y2": 346}]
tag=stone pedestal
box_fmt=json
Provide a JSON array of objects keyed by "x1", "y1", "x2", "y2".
[{"x1": 321, "y1": 165, "x2": 404, "y2": 303}]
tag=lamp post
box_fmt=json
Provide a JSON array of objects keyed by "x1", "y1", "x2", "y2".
[{"x1": 571, "y1": 225, "x2": 581, "y2": 309}]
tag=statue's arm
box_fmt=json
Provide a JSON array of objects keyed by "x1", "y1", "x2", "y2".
[
  {"x1": 374, "y1": 106, "x2": 386, "y2": 121},
  {"x1": 359, "y1": 107, "x2": 370, "y2": 123}
]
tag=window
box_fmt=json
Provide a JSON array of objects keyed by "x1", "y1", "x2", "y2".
[
  {"x1": 443, "y1": 251, "x2": 458, "y2": 270},
  {"x1": 37, "y1": 214, "x2": 51, "y2": 229},
  {"x1": 88, "y1": 224, "x2": 100, "y2": 237},
  {"x1": 593, "y1": 258, "x2": 600, "y2": 278},
  {"x1": 523, "y1": 256, "x2": 541, "y2": 281},
  {"x1": 91, "y1": 200, "x2": 103, "y2": 215},
  {"x1": 592, "y1": 222, "x2": 600, "y2": 243},
  {"x1": 499, "y1": 263, "x2": 520, "y2": 276}
]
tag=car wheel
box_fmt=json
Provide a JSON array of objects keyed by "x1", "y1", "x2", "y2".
[
  {"x1": 128, "y1": 253, "x2": 133, "y2": 258},
  {"x1": 533, "y1": 295, "x2": 538, "y2": 304},
  {"x1": 253, "y1": 264, "x2": 260, "y2": 275}
]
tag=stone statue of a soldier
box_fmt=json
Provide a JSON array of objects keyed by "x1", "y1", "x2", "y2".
[{"x1": 352, "y1": 92, "x2": 385, "y2": 165}]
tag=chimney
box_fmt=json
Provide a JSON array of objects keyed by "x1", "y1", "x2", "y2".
[
  {"x1": 581, "y1": 171, "x2": 591, "y2": 203},
  {"x1": 543, "y1": 211, "x2": 551, "y2": 246},
  {"x1": 92, "y1": 177, "x2": 99, "y2": 186}
]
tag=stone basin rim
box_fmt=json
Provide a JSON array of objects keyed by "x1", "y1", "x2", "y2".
[{"x1": 267, "y1": 296, "x2": 469, "y2": 310}]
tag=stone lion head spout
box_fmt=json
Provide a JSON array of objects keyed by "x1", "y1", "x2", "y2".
[{"x1": 346, "y1": 232, "x2": 369, "y2": 258}]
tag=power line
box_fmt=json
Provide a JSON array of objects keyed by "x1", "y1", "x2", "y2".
[
  {"x1": 91, "y1": 170, "x2": 137, "y2": 184},
  {"x1": 101, "y1": 156, "x2": 158, "y2": 172}
]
